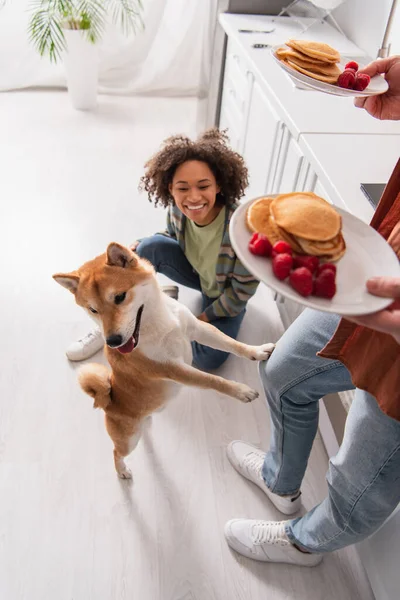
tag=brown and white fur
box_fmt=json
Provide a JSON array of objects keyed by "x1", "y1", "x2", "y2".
[{"x1": 54, "y1": 243, "x2": 274, "y2": 479}]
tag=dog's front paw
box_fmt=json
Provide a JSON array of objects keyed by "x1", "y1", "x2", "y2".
[
  {"x1": 235, "y1": 384, "x2": 259, "y2": 403},
  {"x1": 248, "y1": 343, "x2": 276, "y2": 361}
]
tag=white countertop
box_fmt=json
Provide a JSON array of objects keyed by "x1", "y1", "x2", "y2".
[
  {"x1": 300, "y1": 133, "x2": 400, "y2": 223},
  {"x1": 219, "y1": 14, "x2": 400, "y2": 139}
]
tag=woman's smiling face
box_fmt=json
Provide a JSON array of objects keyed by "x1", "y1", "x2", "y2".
[{"x1": 169, "y1": 160, "x2": 221, "y2": 225}]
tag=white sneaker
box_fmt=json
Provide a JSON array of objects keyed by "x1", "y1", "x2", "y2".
[
  {"x1": 161, "y1": 285, "x2": 179, "y2": 300},
  {"x1": 224, "y1": 519, "x2": 322, "y2": 566},
  {"x1": 66, "y1": 328, "x2": 104, "y2": 361},
  {"x1": 227, "y1": 441, "x2": 301, "y2": 515}
]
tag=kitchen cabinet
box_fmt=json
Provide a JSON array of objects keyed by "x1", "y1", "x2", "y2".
[
  {"x1": 273, "y1": 126, "x2": 304, "y2": 194},
  {"x1": 242, "y1": 80, "x2": 284, "y2": 198}
]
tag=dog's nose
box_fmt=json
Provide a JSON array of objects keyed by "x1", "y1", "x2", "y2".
[{"x1": 106, "y1": 334, "x2": 123, "y2": 348}]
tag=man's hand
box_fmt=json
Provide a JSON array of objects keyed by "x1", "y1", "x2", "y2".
[
  {"x1": 346, "y1": 277, "x2": 400, "y2": 343},
  {"x1": 354, "y1": 56, "x2": 400, "y2": 120},
  {"x1": 197, "y1": 312, "x2": 210, "y2": 323}
]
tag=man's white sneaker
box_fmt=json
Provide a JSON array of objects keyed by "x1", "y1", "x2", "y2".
[
  {"x1": 225, "y1": 519, "x2": 322, "y2": 566},
  {"x1": 66, "y1": 328, "x2": 104, "y2": 361},
  {"x1": 227, "y1": 441, "x2": 301, "y2": 515}
]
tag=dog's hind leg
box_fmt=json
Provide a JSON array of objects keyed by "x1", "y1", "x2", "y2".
[{"x1": 106, "y1": 416, "x2": 142, "y2": 479}]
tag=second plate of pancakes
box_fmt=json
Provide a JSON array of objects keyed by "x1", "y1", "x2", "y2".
[
  {"x1": 272, "y1": 42, "x2": 388, "y2": 97},
  {"x1": 230, "y1": 195, "x2": 400, "y2": 316}
]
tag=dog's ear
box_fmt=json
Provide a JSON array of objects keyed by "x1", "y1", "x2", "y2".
[
  {"x1": 53, "y1": 272, "x2": 80, "y2": 294},
  {"x1": 106, "y1": 243, "x2": 137, "y2": 268}
]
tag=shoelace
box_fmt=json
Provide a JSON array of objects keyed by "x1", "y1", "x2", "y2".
[
  {"x1": 79, "y1": 330, "x2": 100, "y2": 345},
  {"x1": 252, "y1": 521, "x2": 289, "y2": 546},
  {"x1": 242, "y1": 451, "x2": 264, "y2": 478}
]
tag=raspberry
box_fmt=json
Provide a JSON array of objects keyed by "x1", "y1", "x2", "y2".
[
  {"x1": 289, "y1": 267, "x2": 313, "y2": 297},
  {"x1": 272, "y1": 240, "x2": 293, "y2": 255},
  {"x1": 249, "y1": 232, "x2": 273, "y2": 257},
  {"x1": 272, "y1": 253, "x2": 293, "y2": 280},
  {"x1": 337, "y1": 69, "x2": 356, "y2": 89},
  {"x1": 345, "y1": 61, "x2": 359, "y2": 71},
  {"x1": 293, "y1": 255, "x2": 319, "y2": 274},
  {"x1": 353, "y1": 73, "x2": 371, "y2": 92},
  {"x1": 313, "y1": 269, "x2": 336, "y2": 299},
  {"x1": 316, "y1": 263, "x2": 337, "y2": 276}
]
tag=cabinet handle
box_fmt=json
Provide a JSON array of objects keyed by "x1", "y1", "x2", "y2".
[{"x1": 274, "y1": 292, "x2": 285, "y2": 304}]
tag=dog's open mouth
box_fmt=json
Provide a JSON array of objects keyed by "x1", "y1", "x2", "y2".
[{"x1": 117, "y1": 304, "x2": 144, "y2": 354}]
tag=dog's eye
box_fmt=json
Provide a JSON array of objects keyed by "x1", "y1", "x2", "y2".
[
  {"x1": 89, "y1": 307, "x2": 98, "y2": 314},
  {"x1": 115, "y1": 292, "x2": 126, "y2": 305}
]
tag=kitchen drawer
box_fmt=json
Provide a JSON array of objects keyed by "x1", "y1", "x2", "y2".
[
  {"x1": 225, "y1": 37, "x2": 249, "y2": 81},
  {"x1": 219, "y1": 97, "x2": 242, "y2": 152},
  {"x1": 222, "y1": 65, "x2": 248, "y2": 117}
]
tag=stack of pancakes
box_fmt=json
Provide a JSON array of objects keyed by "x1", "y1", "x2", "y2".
[
  {"x1": 276, "y1": 40, "x2": 341, "y2": 84},
  {"x1": 246, "y1": 192, "x2": 346, "y2": 262}
]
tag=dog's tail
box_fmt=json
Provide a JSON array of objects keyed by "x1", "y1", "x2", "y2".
[{"x1": 78, "y1": 363, "x2": 112, "y2": 410}]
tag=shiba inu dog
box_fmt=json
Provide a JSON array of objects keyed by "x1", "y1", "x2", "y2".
[{"x1": 54, "y1": 243, "x2": 274, "y2": 478}]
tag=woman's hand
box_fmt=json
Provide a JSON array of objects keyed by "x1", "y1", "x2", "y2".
[
  {"x1": 197, "y1": 312, "x2": 210, "y2": 323},
  {"x1": 354, "y1": 56, "x2": 400, "y2": 120},
  {"x1": 346, "y1": 277, "x2": 400, "y2": 343}
]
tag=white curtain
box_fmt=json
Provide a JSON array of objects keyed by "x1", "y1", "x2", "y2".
[{"x1": 0, "y1": 0, "x2": 217, "y2": 95}]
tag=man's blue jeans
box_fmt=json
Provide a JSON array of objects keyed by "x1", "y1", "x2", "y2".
[
  {"x1": 258, "y1": 308, "x2": 400, "y2": 553},
  {"x1": 136, "y1": 234, "x2": 245, "y2": 371}
]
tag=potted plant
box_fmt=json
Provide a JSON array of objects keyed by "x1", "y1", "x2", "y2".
[{"x1": 28, "y1": 1, "x2": 144, "y2": 110}]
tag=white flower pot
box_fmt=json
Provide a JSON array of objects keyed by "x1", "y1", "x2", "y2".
[{"x1": 63, "y1": 29, "x2": 99, "y2": 111}]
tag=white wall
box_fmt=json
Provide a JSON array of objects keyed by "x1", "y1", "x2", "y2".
[{"x1": 332, "y1": 0, "x2": 396, "y2": 57}]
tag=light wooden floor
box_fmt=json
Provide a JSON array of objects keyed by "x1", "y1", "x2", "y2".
[{"x1": 0, "y1": 92, "x2": 374, "y2": 600}]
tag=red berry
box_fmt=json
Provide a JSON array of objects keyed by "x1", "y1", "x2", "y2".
[
  {"x1": 337, "y1": 69, "x2": 356, "y2": 89},
  {"x1": 272, "y1": 253, "x2": 293, "y2": 280},
  {"x1": 345, "y1": 61, "x2": 359, "y2": 72},
  {"x1": 289, "y1": 267, "x2": 313, "y2": 297},
  {"x1": 313, "y1": 270, "x2": 336, "y2": 299},
  {"x1": 293, "y1": 255, "x2": 319, "y2": 274},
  {"x1": 353, "y1": 73, "x2": 371, "y2": 92},
  {"x1": 272, "y1": 240, "x2": 293, "y2": 255},
  {"x1": 249, "y1": 232, "x2": 273, "y2": 257},
  {"x1": 316, "y1": 263, "x2": 337, "y2": 276}
]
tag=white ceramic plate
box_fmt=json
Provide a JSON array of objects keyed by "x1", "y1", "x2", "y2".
[
  {"x1": 230, "y1": 196, "x2": 400, "y2": 315},
  {"x1": 271, "y1": 45, "x2": 388, "y2": 97}
]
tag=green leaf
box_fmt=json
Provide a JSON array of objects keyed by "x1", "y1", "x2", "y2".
[
  {"x1": 107, "y1": 0, "x2": 144, "y2": 35},
  {"x1": 28, "y1": 0, "x2": 144, "y2": 62},
  {"x1": 28, "y1": 3, "x2": 67, "y2": 63}
]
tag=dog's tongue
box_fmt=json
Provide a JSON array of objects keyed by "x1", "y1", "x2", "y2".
[{"x1": 117, "y1": 336, "x2": 135, "y2": 354}]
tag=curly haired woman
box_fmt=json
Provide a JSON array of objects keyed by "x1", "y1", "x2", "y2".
[{"x1": 66, "y1": 129, "x2": 260, "y2": 369}]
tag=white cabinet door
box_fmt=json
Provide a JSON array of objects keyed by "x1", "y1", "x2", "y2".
[
  {"x1": 242, "y1": 80, "x2": 283, "y2": 200},
  {"x1": 219, "y1": 39, "x2": 253, "y2": 155},
  {"x1": 314, "y1": 179, "x2": 334, "y2": 204},
  {"x1": 274, "y1": 127, "x2": 304, "y2": 194},
  {"x1": 301, "y1": 163, "x2": 318, "y2": 193}
]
